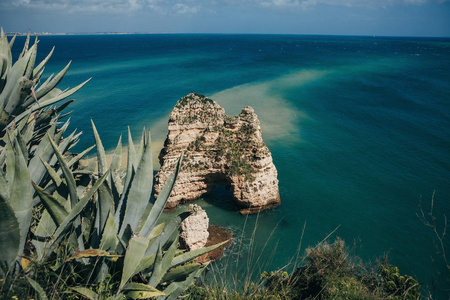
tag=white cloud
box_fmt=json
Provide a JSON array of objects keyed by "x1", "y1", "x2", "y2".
[
  {"x1": 2, "y1": 0, "x2": 448, "y2": 14},
  {"x1": 174, "y1": 3, "x2": 200, "y2": 14},
  {"x1": 258, "y1": 0, "x2": 447, "y2": 9}
]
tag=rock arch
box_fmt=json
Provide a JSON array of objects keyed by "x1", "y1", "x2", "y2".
[{"x1": 154, "y1": 93, "x2": 280, "y2": 215}]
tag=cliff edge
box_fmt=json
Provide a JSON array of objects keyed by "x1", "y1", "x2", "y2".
[{"x1": 154, "y1": 93, "x2": 280, "y2": 214}]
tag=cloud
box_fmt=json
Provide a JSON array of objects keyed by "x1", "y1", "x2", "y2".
[
  {"x1": 173, "y1": 3, "x2": 200, "y2": 14},
  {"x1": 3, "y1": 0, "x2": 149, "y2": 13},
  {"x1": 1, "y1": 0, "x2": 448, "y2": 14},
  {"x1": 259, "y1": 0, "x2": 449, "y2": 9}
]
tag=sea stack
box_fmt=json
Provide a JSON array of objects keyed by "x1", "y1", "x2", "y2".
[{"x1": 154, "y1": 93, "x2": 280, "y2": 214}]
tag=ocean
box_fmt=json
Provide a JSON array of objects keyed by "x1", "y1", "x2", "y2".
[{"x1": 14, "y1": 34, "x2": 450, "y2": 296}]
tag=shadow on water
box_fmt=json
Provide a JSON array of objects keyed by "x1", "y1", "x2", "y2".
[{"x1": 201, "y1": 185, "x2": 240, "y2": 213}]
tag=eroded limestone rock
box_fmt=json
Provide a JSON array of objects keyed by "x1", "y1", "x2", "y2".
[
  {"x1": 180, "y1": 204, "x2": 209, "y2": 251},
  {"x1": 154, "y1": 93, "x2": 280, "y2": 214}
]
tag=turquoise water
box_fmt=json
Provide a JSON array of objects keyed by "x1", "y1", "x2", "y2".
[{"x1": 14, "y1": 34, "x2": 450, "y2": 295}]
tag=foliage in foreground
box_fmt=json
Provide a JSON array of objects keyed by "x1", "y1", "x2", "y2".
[{"x1": 182, "y1": 238, "x2": 421, "y2": 300}]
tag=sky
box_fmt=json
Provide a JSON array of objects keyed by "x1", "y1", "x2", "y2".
[{"x1": 1, "y1": 0, "x2": 450, "y2": 37}]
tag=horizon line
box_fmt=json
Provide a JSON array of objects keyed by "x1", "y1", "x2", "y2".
[{"x1": 6, "y1": 31, "x2": 450, "y2": 39}]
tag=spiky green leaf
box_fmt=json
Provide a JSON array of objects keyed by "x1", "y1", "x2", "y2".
[
  {"x1": 119, "y1": 236, "x2": 150, "y2": 290},
  {"x1": 119, "y1": 129, "x2": 152, "y2": 237},
  {"x1": 170, "y1": 240, "x2": 229, "y2": 269},
  {"x1": 26, "y1": 276, "x2": 49, "y2": 300},
  {"x1": 91, "y1": 119, "x2": 107, "y2": 175},
  {"x1": 70, "y1": 286, "x2": 98, "y2": 300},
  {"x1": 158, "y1": 265, "x2": 206, "y2": 300},
  {"x1": 139, "y1": 153, "x2": 182, "y2": 238},
  {"x1": 47, "y1": 133, "x2": 77, "y2": 208},
  {"x1": 161, "y1": 263, "x2": 201, "y2": 284},
  {"x1": 0, "y1": 193, "x2": 20, "y2": 272},
  {"x1": 99, "y1": 210, "x2": 118, "y2": 252},
  {"x1": 33, "y1": 183, "x2": 68, "y2": 226},
  {"x1": 9, "y1": 138, "x2": 33, "y2": 264},
  {"x1": 148, "y1": 235, "x2": 178, "y2": 287}
]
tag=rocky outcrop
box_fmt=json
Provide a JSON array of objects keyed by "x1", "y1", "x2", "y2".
[
  {"x1": 180, "y1": 204, "x2": 209, "y2": 251},
  {"x1": 195, "y1": 225, "x2": 233, "y2": 263},
  {"x1": 154, "y1": 93, "x2": 280, "y2": 214}
]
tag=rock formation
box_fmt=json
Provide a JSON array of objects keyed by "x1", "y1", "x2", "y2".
[
  {"x1": 180, "y1": 204, "x2": 210, "y2": 251},
  {"x1": 154, "y1": 93, "x2": 280, "y2": 214}
]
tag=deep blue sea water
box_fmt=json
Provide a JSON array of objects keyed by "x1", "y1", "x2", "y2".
[{"x1": 13, "y1": 34, "x2": 450, "y2": 296}]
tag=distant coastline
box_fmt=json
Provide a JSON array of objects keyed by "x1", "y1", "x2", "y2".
[{"x1": 5, "y1": 32, "x2": 165, "y2": 36}]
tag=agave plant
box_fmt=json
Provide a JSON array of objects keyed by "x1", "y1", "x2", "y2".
[
  {"x1": 0, "y1": 28, "x2": 89, "y2": 134},
  {"x1": 25, "y1": 122, "x2": 224, "y2": 299}
]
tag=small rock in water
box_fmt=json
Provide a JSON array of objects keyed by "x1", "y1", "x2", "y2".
[{"x1": 180, "y1": 204, "x2": 209, "y2": 251}]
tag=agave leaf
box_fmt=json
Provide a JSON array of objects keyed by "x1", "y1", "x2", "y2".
[
  {"x1": 28, "y1": 128, "x2": 55, "y2": 189},
  {"x1": 148, "y1": 235, "x2": 178, "y2": 287},
  {"x1": 37, "y1": 73, "x2": 54, "y2": 91},
  {"x1": 122, "y1": 283, "x2": 164, "y2": 294},
  {"x1": 0, "y1": 193, "x2": 20, "y2": 272},
  {"x1": 144, "y1": 212, "x2": 190, "y2": 257},
  {"x1": 91, "y1": 119, "x2": 107, "y2": 175},
  {"x1": 33, "y1": 78, "x2": 90, "y2": 110},
  {"x1": 126, "y1": 290, "x2": 165, "y2": 299},
  {"x1": 136, "y1": 127, "x2": 146, "y2": 167},
  {"x1": 34, "y1": 61, "x2": 71, "y2": 101},
  {"x1": 110, "y1": 135, "x2": 123, "y2": 197},
  {"x1": 119, "y1": 236, "x2": 150, "y2": 290},
  {"x1": 110, "y1": 135, "x2": 122, "y2": 171},
  {"x1": 57, "y1": 111, "x2": 72, "y2": 120},
  {"x1": 15, "y1": 133, "x2": 28, "y2": 162},
  {"x1": 67, "y1": 249, "x2": 120, "y2": 261},
  {"x1": 47, "y1": 133, "x2": 77, "y2": 208},
  {"x1": 158, "y1": 264, "x2": 205, "y2": 300},
  {"x1": 114, "y1": 128, "x2": 136, "y2": 228},
  {"x1": 133, "y1": 253, "x2": 156, "y2": 275},
  {"x1": 170, "y1": 240, "x2": 229, "y2": 269},
  {"x1": 32, "y1": 210, "x2": 56, "y2": 260},
  {"x1": 118, "y1": 129, "x2": 152, "y2": 237},
  {"x1": 19, "y1": 32, "x2": 30, "y2": 59},
  {"x1": 161, "y1": 263, "x2": 202, "y2": 284},
  {"x1": 127, "y1": 126, "x2": 138, "y2": 169},
  {"x1": 67, "y1": 145, "x2": 95, "y2": 168},
  {"x1": 55, "y1": 99, "x2": 74, "y2": 113},
  {"x1": 116, "y1": 224, "x2": 133, "y2": 255},
  {"x1": 70, "y1": 286, "x2": 99, "y2": 300},
  {"x1": 0, "y1": 28, "x2": 12, "y2": 82},
  {"x1": 3, "y1": 135, "x2": 14, "y2": 197},
  {"x1": 14, "y1": 78, "x2": 90, "y2": 124},
  {"x1": 51, "y1": 171, "x2": 109, "y2": 248},
  {"x1": 9, "y1": 34, "x2": 16, "y2": 50},
  {"x1": 9, "y1": 138, "x2": 33, "y2": 264},
  {"x1": 147, "y1": 222, "x2": 165, "y2": 240},
  {"x1": 32, "y1": 46, "x2": 54, "y2": 78},
  {"x1": 80, "y1": 170, "x2": 110, "y2": 203},
  {"x1": 139, "y1": 153, "x2": 182, "y2": 238},
  {"x1": 99, "y1": 209, "x2": 118, "y2": 252},
  {"x1": 0, "y1": 170, "x2": 8, "y2": 200},
  {"x1": 33, "y1": 183, "x2": 68, "y2": 226},
  {"x1": 24, "y1": 42, "x2": 37, "y2": 79},
  {"x1": 93, "y1": 181, "x2": 114, "y2": 248},
  {"x1": 106, "y1": 294, "x2": 126, "y2": 300},
  {"x1": 26, "y1": 276, "x2": 49, "y2": 300},
  {"x1": 1, "y1": 44, "x2": 36, "y2": 116},
  {"x1": 55, "y1": 118, "x2": 70, "y2": 142},
  {"x1": 148, "y1": 242, "x2": 163, "y2": 287},
  {"x1": 39, "y1": 156, "x2": 62, "y2": 186},
  {"x1": 22, "y1": 118, "x2": 35, "y2": 144}
]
